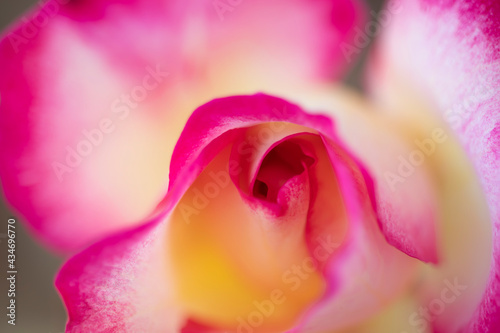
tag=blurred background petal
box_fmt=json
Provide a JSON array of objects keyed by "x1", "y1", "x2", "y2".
[{"x1": 367, "y1": 0, "x2": 497, "y2": 331}]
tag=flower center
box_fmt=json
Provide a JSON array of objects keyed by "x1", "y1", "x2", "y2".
[{"x1": 252, "y1": 141, "x2": 315, "y2": 202}]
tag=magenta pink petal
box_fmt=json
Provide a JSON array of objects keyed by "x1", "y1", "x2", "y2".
[
  {"x1": 168, "y1": 94, "x2": 336, "y2": 193},
  {"x1": 291, "y1": 133, "x2": 418, "y2": 332},
  {"x1": 369, "y1": 0, "x2": 500, "y2": 331}
]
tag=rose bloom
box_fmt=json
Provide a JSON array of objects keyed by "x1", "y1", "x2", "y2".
[{"x1": 0, "y1": 0, "x2": 498, "y2": 332}]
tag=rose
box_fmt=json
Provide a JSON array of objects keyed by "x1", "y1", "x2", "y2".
[
  {"x1": 53, "y1": 89, "x2": 490, "y2": 332},
  {"x1": 55, "y1": 93, "x2": 423, "y2": 332},
  {"x1": 0, "y1": 0, "x2": 498, "y2": 332}
]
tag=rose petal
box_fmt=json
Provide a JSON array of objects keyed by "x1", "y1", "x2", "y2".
[
  {"x1": 368, "y1": 0, "x2": 498, "y2": 330},
  {"x1": 266, "y1": 84, "x2": 441, "y2": 264},
  {"x1": 56, "y1": 212, "x2": 187, "y2": 333},
  {"x1": 292, "y1": 132, "x2": 419, "y2": 332}
]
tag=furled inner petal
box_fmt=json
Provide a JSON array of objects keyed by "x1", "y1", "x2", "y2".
[
  {"x1": 168, "y1": 125, "x2": 349, "y2": 332},
  {"x1": 252, "y1": 141, "x2": 314, "y2": 203}
]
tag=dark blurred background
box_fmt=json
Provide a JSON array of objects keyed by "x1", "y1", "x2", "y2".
[{"x1": 0, "y1": 0, "x2": 383, "y2": 332}]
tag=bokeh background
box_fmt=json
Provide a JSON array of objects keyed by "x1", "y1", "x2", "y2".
[{"x1": 0, "y1": 0, "x2": 383, "y2": 332}]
